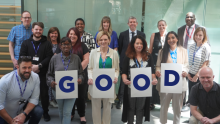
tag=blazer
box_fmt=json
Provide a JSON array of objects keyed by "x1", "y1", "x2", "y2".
[
  {"x1": 87, "y1": 47, "x2": 120, "y2": 103},
  {"x1": 118, "y1": 29, "x2": 146, "y2": 69},
  {"x1": 177, "y1": 24, "x2": 210, "y2": 46},
  {"x1": 155, "y1": 46, "x2": 189, "y2": 92}
]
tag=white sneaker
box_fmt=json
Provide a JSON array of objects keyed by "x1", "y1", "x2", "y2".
[{"x1": 50, "y1": 101, "x2": 58, "y2": 108}]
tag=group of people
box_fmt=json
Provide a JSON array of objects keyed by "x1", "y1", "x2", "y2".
[{"x1": 0, "y1": 10, "x2": 219, "y2": 124}]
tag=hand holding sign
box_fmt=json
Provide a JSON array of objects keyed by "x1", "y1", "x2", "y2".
[
  {"x1": 182, "y1": 71, "x2": 187, "y2": 77},
  {"x1": 88, "y1": 79, "x2": 93, "y2": 85},
  {"x1": 152, "y1": 78, "x2": 158, "y2": 85},
  {"x1": 77, "y1": 78, "x2": 82, "y2": 84},
  {"x1": 51, "y1": 81, "x2": 57, "y2": 88},
  {"x1": 113, "y1": 77, "x2": 118, "y2": 84},
  {"x1": 155, "y1": 71, "x2": 161, "y2": 78},
  {"x1": 122, "y1": 76, "x2": 131, "y2": 85}
]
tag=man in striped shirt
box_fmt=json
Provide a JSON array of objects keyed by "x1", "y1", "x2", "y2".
[{"x1": 7, "y1": 11, "x2": 33, "y2": 68}]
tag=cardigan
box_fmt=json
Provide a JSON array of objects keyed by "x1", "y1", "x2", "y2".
[
  {"x1": 87, "y1": 47, "x2": 120, "y2": 103},
  {"x1": 156, "y1": 46, "x2": 189, "y2": 92}
]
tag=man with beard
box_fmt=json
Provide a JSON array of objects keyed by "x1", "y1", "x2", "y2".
[
  {"x1": 177, "y1": 12, "x2": 210, "y2": 113},
  {"x1": 19, "y1": 22, "x2": 53, "y2": 122},
  {"x1": 0, "y1": 56, "x2": 43, "y2": 124},
  {"x1": 8, "y1": 11, "x2": 33, "y2": 68},
  {"x1": 189, "y1": 67, "x2": 220, "y2": 124},
  {"x1": 117, "y1": 16, "x2": 146, "y2": 109}
]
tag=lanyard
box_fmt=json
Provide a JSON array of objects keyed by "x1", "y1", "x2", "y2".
[
  {"x1": 31, "y1": 41, "x2": 41, "y2": 56},
  {"x1": 15, "y1": 71, "x2": 28, "y2": 98},
  {"x1": 100, "y1": 48, "x2": 109, "y2": 68},
  {"x1": 135, "y1": 59, "x2": 143, "y2": 68},
  {"x1": 61, "y1": 52, "x2": 71, "y2": 71},
  {"x1": 192, "y1": 44, "x2": 202, "y2": 64},
  {"x1": 185, "y1": 25, "x2": 195, "y2": 39}
]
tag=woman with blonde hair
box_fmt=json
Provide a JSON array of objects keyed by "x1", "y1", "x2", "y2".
[
  {"x1": 88, "y1": 31, "x2": 119, "y2": 124},
  {"x1": 149, "y1": 20, "x2": 167, "y2": 110},
  {"x1": 94, "y1": 16, "x2": 118, "y2": 50}
]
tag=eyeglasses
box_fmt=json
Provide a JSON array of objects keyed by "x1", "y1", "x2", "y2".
[
  {"x1": 61, "y1": 44, "x2": 71, "y2": 47},
  {"x1": 20, "y1": 56, "x2": 32, "y2": 59},
  {"x1": 22, "y1": 17, "x2": 31, "y2": 20}
]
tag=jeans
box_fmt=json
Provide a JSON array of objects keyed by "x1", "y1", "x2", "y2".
[
  {"x1": 52, "y1": 90, "x2": 76, "y2": 124},
  {"x1": 0, "y1": 105, "x2": 43, "y2": 124}
]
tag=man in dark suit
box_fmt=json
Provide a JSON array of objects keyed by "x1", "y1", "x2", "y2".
[
  {"x1": 177, "y1": 12, "x2": 210, "y2": 113},
  {"x1": 116, "y1": 16, "x2": 146, "y2": 109},
  {"x1": 178, "y1": 12, "x2": 210, "y2": 50}
]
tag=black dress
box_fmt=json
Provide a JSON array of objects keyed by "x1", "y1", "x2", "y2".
[{"x1": 151, "y1": 32, "x2": 163, "y2": 104}]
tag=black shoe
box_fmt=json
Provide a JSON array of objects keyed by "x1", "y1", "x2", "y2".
[
  {"x1": 80, "y1": 121, "x2": 86, "y2": 124},
  {"x1": 116, "y1": 100, "x2": 122, "y2": 109},
  {"x1": 43, "y1": 113, "x2": 51, "y2": 122},
  {"x1": 181, "y1": 105, "x2": 190, "y2": 112}
]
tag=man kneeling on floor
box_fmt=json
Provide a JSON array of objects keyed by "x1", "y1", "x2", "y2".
[
  {"x1": 0, "y1": 56, "x2": 43, "y2": 124},
  {"x1": 189, "y1": 67, "x2": 220, "y2": 124}
]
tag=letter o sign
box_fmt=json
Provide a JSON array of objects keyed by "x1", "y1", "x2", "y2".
[
  {"x1": 133, "y1": 74, "x2": 150, "y2": 91},
  {"x1": 95, "y1": 74, "x2": 112, "y2": 91}
]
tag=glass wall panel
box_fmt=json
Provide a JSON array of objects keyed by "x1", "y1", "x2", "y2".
[
  {"x1": 144, "y1": 0, "x2": 220, "y2": 82},
  {"x1": 22, "y1": 0, "x2": 220, "y2": 82}
]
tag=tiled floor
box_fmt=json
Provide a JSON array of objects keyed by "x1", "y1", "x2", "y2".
[{"x1": 38, "y1": 102, "x2": 190, "y2": 124}]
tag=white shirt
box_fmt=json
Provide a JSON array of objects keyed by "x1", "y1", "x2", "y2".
[
  {"x1": 183, "y1": 24, "x2": 195, "y2": 50},
  {"x1": 129, "y1": 28, "x2": 137, "y2": 42},
  {"x1": 0, "y1": 70, "x2": 40, "y2": 118}
]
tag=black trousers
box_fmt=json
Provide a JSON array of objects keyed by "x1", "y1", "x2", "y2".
[
  {"x1": 39, "y1": 75, "x2": 49, "y2": 113},
  {"x1": 71, "y1": 81, "x2": 88, "y2": 117},
  {"x1": 117, "y1": 75, "x2": 125, "y2": 102},
  {"x1": 188, "y1": 73, "x2": 200, "y2": 97}
]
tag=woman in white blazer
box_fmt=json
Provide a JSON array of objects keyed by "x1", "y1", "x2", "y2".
[
  {"x1": 87, "y1": 31, "x2": 119, "y2": 124},
  {"x1": 155, "y1": 31, "x2": 189, "y2": 124}
]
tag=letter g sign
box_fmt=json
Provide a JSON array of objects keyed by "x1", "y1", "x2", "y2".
[{"x1": 59, "y1": 76, "x2": 75, "y2": 93}]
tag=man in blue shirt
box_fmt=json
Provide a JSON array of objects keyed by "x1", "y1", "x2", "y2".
[
  {"x1": 0, "y1": 56, "x2": 43, "y2": 124},
  {"x1": 7, "y1": 11, "x2": 33, "y2": 68}
]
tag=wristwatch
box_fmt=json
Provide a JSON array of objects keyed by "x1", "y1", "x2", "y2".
[
  {"x1": 22, "y1": 112, "x2": 28, "y2": 117},
  {"x1": 38, "y1": 63, "x2": 42, "y2": 69}
]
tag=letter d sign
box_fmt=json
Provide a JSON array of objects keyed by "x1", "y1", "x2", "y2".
[{"x1": 161, "y1": 63, "x2": 182, "y2": 93}]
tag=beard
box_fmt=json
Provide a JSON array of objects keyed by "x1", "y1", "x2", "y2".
[
  {"x1": 19, "y1": 69, "x2": 31, "y2": 81},
  {"x1": 33, "y1": 33, "x2": 42, "y2": 38}
]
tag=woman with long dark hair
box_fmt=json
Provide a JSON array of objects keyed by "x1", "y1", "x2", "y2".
[
  {"x1": 155, "y1": 31, "x2": 189, "y2": 124},
  {"x1": 66, "y1": 27, "x2": 89, "y2": 123},
  {"x1": 121, "y1": 35, "x2": 157, "y2": 124}
]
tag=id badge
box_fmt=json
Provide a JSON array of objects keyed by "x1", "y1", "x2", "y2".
[
  {"x1": 33, "y1": 56, "x2": 39, "y2": 61},
  {"x1": 18, "y1": 98, "x2": 26, "y2": 105}
]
